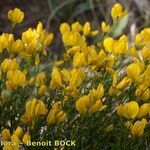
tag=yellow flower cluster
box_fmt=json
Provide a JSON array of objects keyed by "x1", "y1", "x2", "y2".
[
  {"x1": 2, "y1": 126, "x2": 31, "y2": 149},
  {"x1": 0, "y1": 3, "x2": 149, "y2": 149}
]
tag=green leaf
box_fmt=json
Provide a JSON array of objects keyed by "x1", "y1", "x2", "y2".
[{"x1": 111, "y1": 15, "x2": 129, "y2": 38}]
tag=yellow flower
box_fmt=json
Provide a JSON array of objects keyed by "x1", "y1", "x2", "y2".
[
  {"x1": 46, "y1": 101, "x2": 67, "y2": 125},
  {"x1": 50, "y1": 67, "x2": 62, "y2": 89},
  {"x1": 90, "y1": 100, "x2": 107, "y2": 113},
  {"x1": 126, "y1": 63, "x2": 141, "y2": 81},
  {"x1": 7, "y1": 8, "x2": 24, "y2": 24},
  {"x1": 69, "y1": 69, "x2": 85, "y2": 87},
  {"x1": 13, "y1": 126, "x2": 23, "y2": 138},
  {"x1": 43, "y1": 33, "x2": 54, "y2": 46},
  {"x1": 103, "y1": 37, "x2": 114, "y2": 53},
  {"x1": 141, "y1": 45, "x2": 150, "y2": 61},
  {"x1": 89, "y1": 83, "x2": 104, "y2": 101},
  {"x1": 22, "y1": 132, "x2": 31, "y2": 145},
  {"x1": 101, "y1": 21, "x2": 110, "y2": 33},
  {"x1": 117, "y1": 101, "x2": 139, "y2": 119},
  {"x1": 131, "y1": 118, "x2": 147, "y2": 137},
  {"x1": 83, "y1": 22, "x2": 91, "y2": 36},
  {"x1": 111, "y1": 3, "x2": 126, "y2": 20},
  {"x1": 3, "y1": 143, "x2": 16, "y2": 150},
  {"x1": 0, "y1": 33, "x2": 14, "y2": 53},
  {"x1": 8, "y1": 39, "x2": 24, "y2": 53},
  {"x1": 113, "y1": 35, "x2": 128, "y2": 55},
  {"x1": 34, "y1": 100, "x2": 48, "y2": 117},
  {"x1": 135, "y1": 28, "x2": 150, "y2": 46},
  {"x1": 65, "y1": 85, "x2": 79, "y2": 99},
  {"x1": 84, "y1": 45, "x2": 97, "y2": 65},
  {"x1": 6, "y1": 70, "x2": 26, "y2": 89},
  {"x1": 138, "y1": 103, "x2": 150, "y2": 118},
  {"x1": 38, "y1": 85, "x2": 47, "y2": 95},
  {"x1": 90, "y1": 50, "x2": 106, "y2": 68},
  {"x1": 1, "y1": 129, "x2": 11, "y2": 141},
  {"x1": 28, "y1": 76, "x2": 36, "y2": 86},
  {"x1": 60, "y1": 22, "x2": 70, "y2": 34},
  {"x1": 21, "y1": 99, "x2": 48, "y2": 125},
  {"x1": 116, "y1": 77, "x2": 131, "y2": 90},
  {"x1": 11, "y1": 134, "x2": 19, "y2": 147},
  {"x1": 62, "y1": 31, "x2": 81, "y2": 46},
  {"x1": 90, "y1": 30, "x2": 99, "y2": 37},
  {"x1": 104, "y1": 55, "x2": 115, "y2": 68},
  {"x1": 76, "y1": 95, "x2": 90, "y2": 114},
  {"x1": 71, "y1": 22, "x2": 82, "y2": 32},
  {"x1": 1, "y1": 59, "x2": 19, "y2": 73},
  {"x1": 60, "y1": 69, "x2": 71, "y2": 84},
  {"x1": 130, "y1": 47, "x2": 138, "y2": 58},
  {"x1": 36, "y1": 72, "x2": 46, "y2": 85},
  {"x1": 21, "y1": 28, "x2": 37, "y2": 57},
  {"x1": 73, "y1": 52, "x2": 86, "y2": 68}
]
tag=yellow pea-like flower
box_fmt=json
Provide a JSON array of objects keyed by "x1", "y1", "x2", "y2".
[
  {"x1": 138, "y1": 103, "x2": 150, "y2": 118},
  {"x1": 56, "y1": 111, "x2": 67, "y2": 123},
  {"x1": 70, "y1": 69, "x2": 85, "y2": 87},
  {"x1": 1, "y1": 129, "x2": 11, "y2": 141},
  {"x1": 90, "y1": 30, "x2": 99, "y2": 37},
  {"x1": 6, "y1": 70, "x2": 26, "y2": 88},
  {"x1": 62, "y1": 31, "x2": 81, "y2": 46},
  {"x1": 130, "y1": 47, "x2": 138, "y2": 58},
  {"x1": 89, "y1": 83, "x2": 104, "y2": 101},
  {"x1": 141, "y1": 88, "x2": 150, "y2": 101},
  {"x1": 11, "y1": 134, "x2": 19, "y2": 146},
  {"x1": 1, "y1": 59, "x2": 19, "y2": 73},
  {"x1": 89, "y1": 100, "x2": 105, "y2": 113},
  {"x1": 90, "y1": 50, "x2": 106, "y2": 67},
  {"x1": 8, "y1": 39, "x2": 24, "y2": 53},
  {"x1": 103, "y1": 37, "x2": 114, "y2": 53},
  {"x1": 111, "y1": 3, "x2": 126, "y2": 20},
  {"x1": 0, "y1": 33, "x2": 14, "y2": 53},
  {"x1": 50, "y1": 67, "x2": 62, "y2": 89},
  {"x1": 30, "y1": 98, "x2": 38, "y2": 118},
  {"x1": 3, "y1": 144, "x2": 16, "y2": 150},
  {"x1": 28, "y1": 76, "x2": 36, "y2": 86},
  {"x1": 36, "y1": 72, "x2": 46, "y2": 85},
  {"x1": 73, "y1": 52, "x2": 86, "y2": 68},
  {"x1": 131, "y1": 118, "x2": 147, "y2": 137},
  {"x1": 101, "y1": 21, "x2": 110, "y2": 33},
  {"x1": 124, "y1": 101, "x2": 139, "y2": 119},
  {"x1": 135, "y1": 28, "x2": 150, "y2": 46},
  {"x1": 141, "y1": 46, "x2": 150, "y2": 61},
  {"x1": 43, "y1": 33, "x2": 54, "y2": 46},
  {"x1": 83, "y1": 22, "x2": 91, "y2": 36},
  {"x1": 71, "y1": 22, "x2": 82, "y2": 32},
  {"x1": 117, "y1": 101, "x2": 139, "y2": 119},
  {"x1": 22, "y1": 132, "x2": 31, "y2": 145},
  {"x1": 46, "y1": 101, "x2": 66, "y2": 125},
  {"x1": 38, "y1": 84, "x2": 47, "y2": 95},
  {"x1": 7, "y1": 8, "x2": 24, "y2": 24},
  {"x1": 76, "y1": 95, "x2": 90, "y2": 114},
  {"x1": 116, "y1": 77, "x2": 131, "y2": 90},
  {"x1": 60, "y1": 69, "x2": 71, "y2": 84},
  {"x1": 35, "y1": 100, "x2": 48, "y2": 117},
  {"x1": 13, "y1": 126, "x2": 23, "y2": 138},
  {"x1": 60, "y1": 22, "x2": 70, "y2": 34},
  {"x1": 114, "y1": 35, "x2": 128, "y2": 55},
  {"x1": 126, "y1": 63, "x2": 141, "y2": 81}
]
